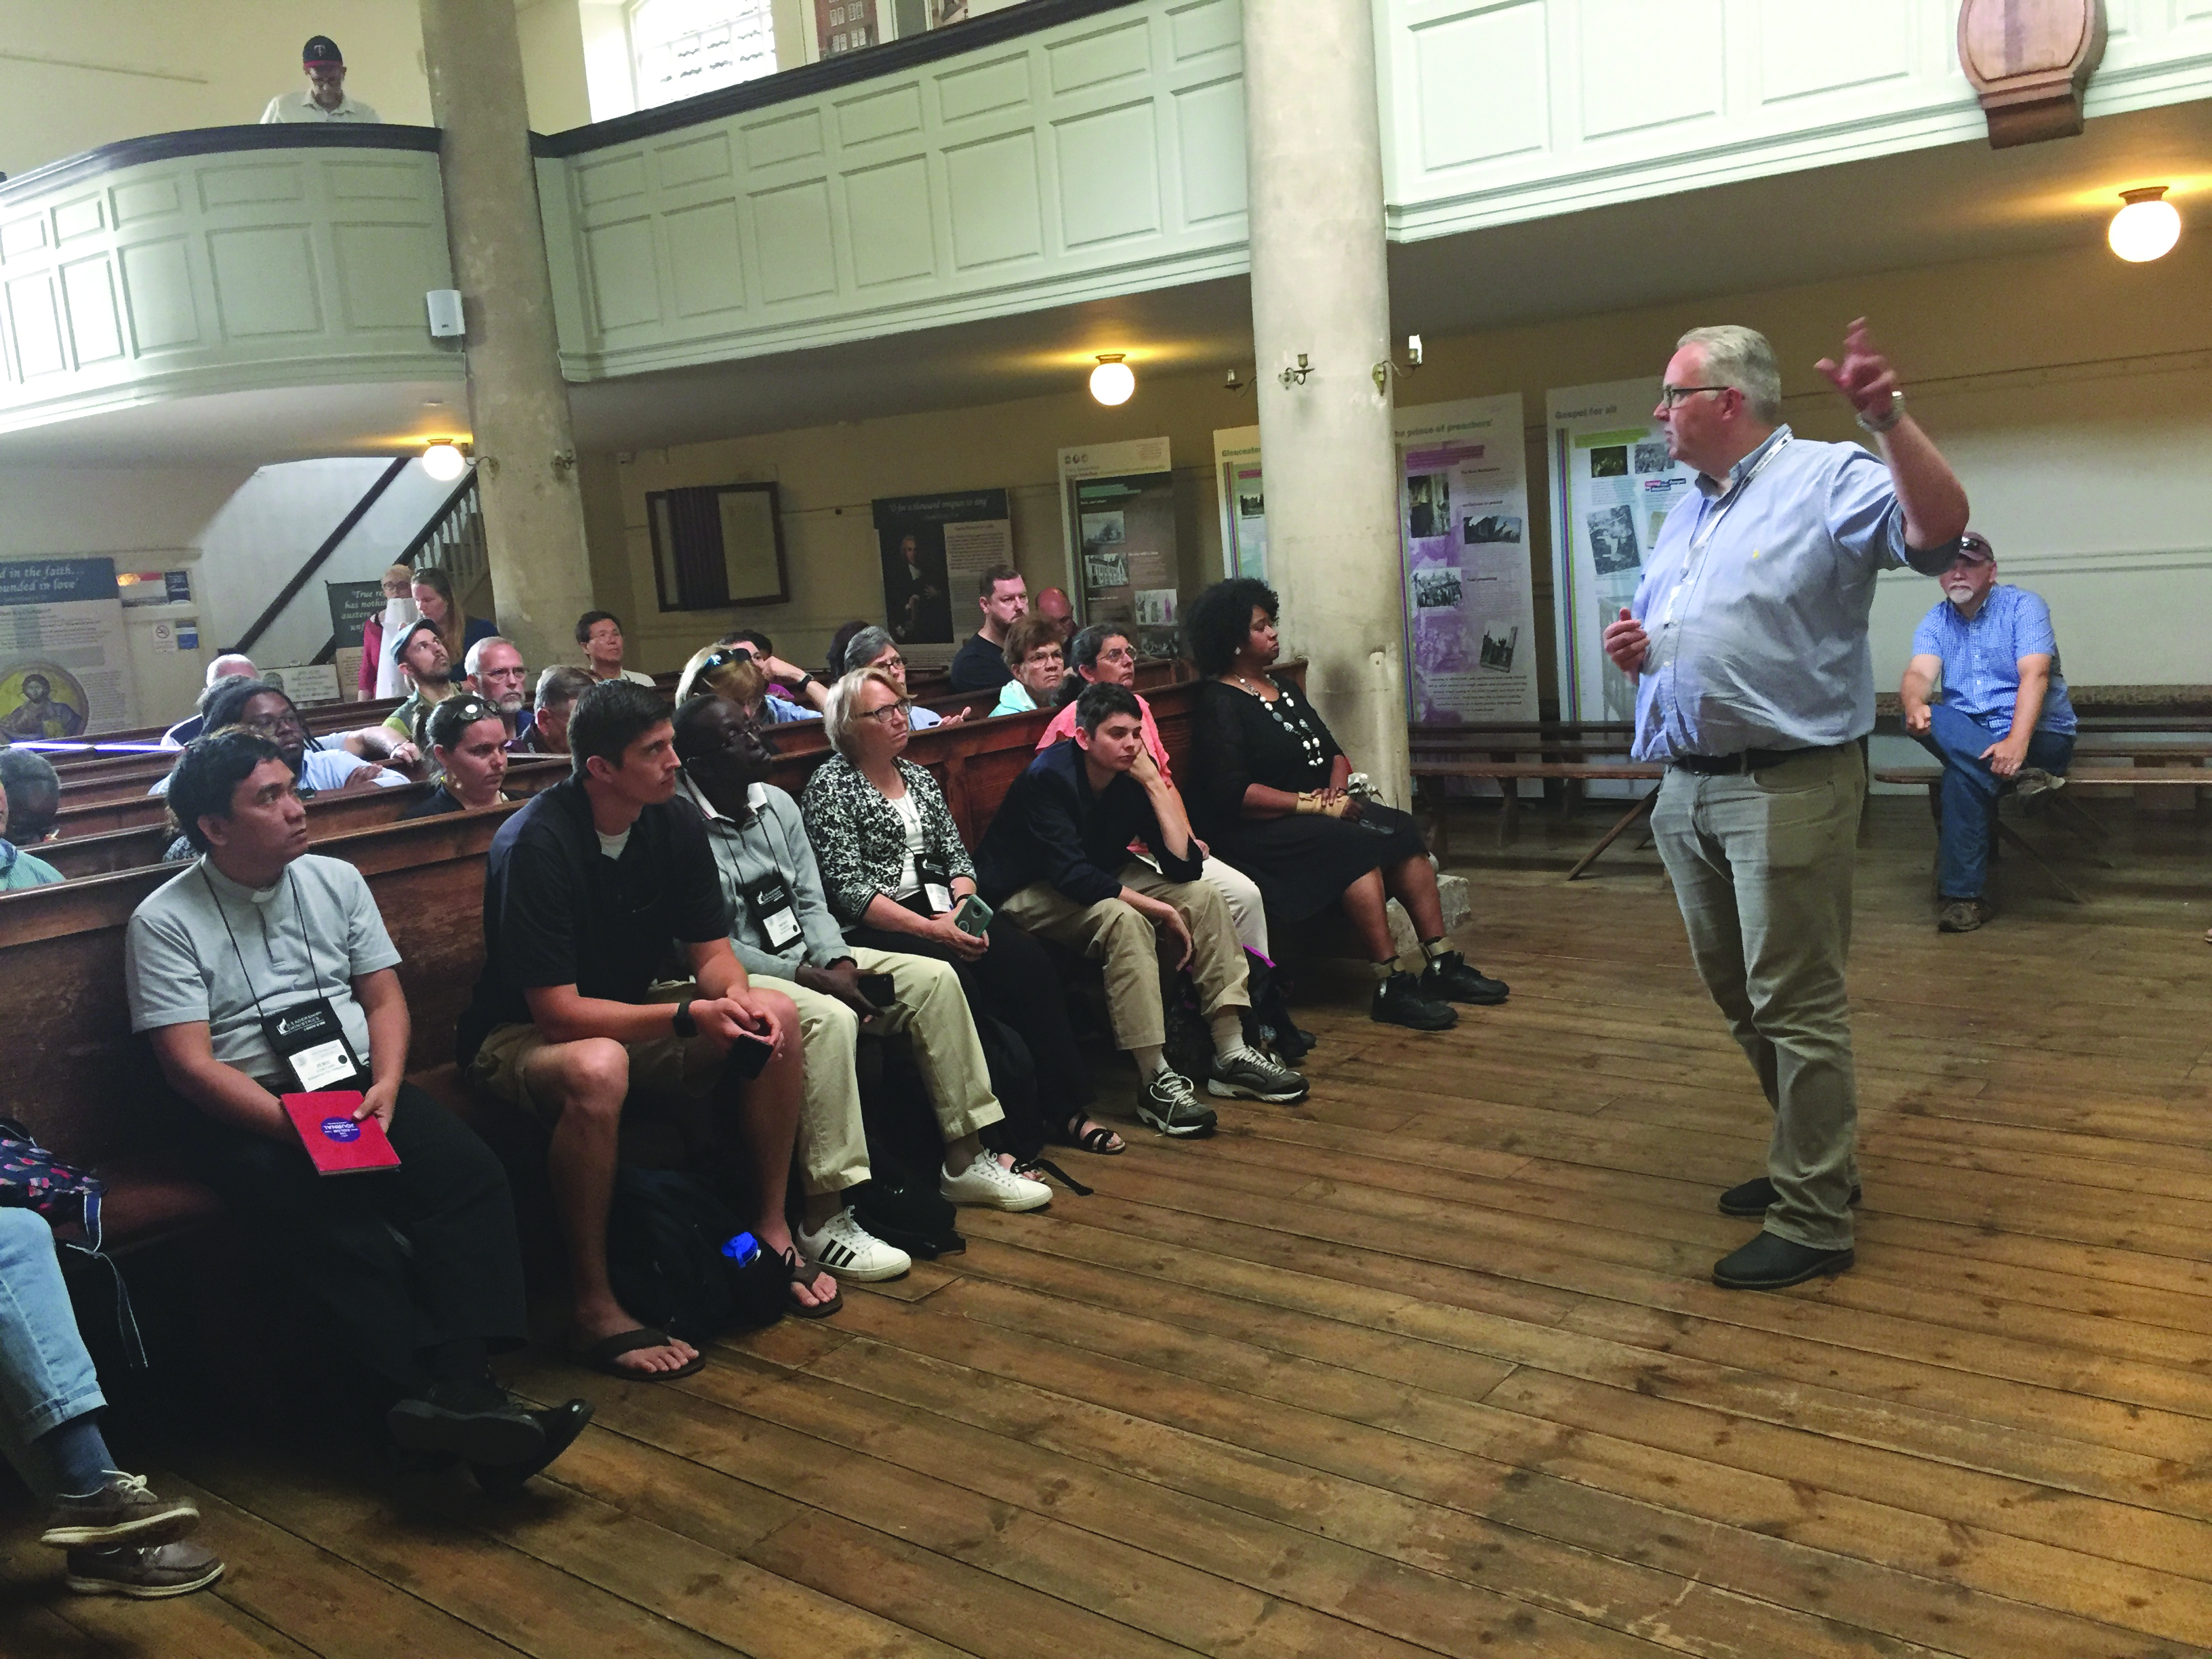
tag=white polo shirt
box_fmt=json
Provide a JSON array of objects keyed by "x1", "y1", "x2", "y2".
[{"x1": 260, "y1": 91, "x2": 382, "y2": 124}]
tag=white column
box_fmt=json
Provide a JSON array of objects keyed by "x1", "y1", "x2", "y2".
[
  {"x1": 1240, "y1": 0, "x2": 1408, "y2": 808},
  {"x1": 419, "y1": 0, "x2": 599, "y2": 676}
]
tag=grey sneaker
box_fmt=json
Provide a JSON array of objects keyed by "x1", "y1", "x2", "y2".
[
  {"x1": 1136, "y1": 1068, "x2": 1217, "y2": 1136},
  {"x1": 2013, "y1": 767, "x2": 2064, "y2": 798},
  {"x1": 40, "y1": 1473, "x2": 199, "y2": 1550},
  {"x1": 66, "y1": 1540, "x2": 225, "y2": 1598},
  {"x1": 1207, "y1": 1048, "x2": 1309, "y2": 1104}
]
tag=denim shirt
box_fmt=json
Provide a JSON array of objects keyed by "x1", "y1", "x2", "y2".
[
  {"x1": 1910, "y1": 583, "x2": 2076, "y2": 735},
  {"x1": 1631, "y1": 426, "x2": 1957, "y2": 760}
]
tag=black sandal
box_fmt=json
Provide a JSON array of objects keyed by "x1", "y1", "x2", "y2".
[{"x1": 1060, "y1": 1109, "x2": 1125, "y2": 1156}]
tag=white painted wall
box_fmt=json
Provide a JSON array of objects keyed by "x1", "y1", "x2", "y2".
[{"x1": 194, "y1": 457, "x2": 466, "y2": 673}]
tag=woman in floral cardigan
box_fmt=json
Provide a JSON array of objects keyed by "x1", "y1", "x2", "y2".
[{"x1": 801, "y1": 666, "x2": 1120, "y2": 1156}]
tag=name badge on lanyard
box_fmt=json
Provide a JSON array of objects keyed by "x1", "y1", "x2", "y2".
[
  {"x1": 263, "y1": 999, "x2": 369, "y2": 1093},
  {"x1": 916, "y1": 855, "x2": 954, "y2": 916},
  {"x1": 747, "y1": 874, "x2": 801, "y2": 949}
]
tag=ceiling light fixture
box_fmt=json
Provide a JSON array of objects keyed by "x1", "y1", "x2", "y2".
[
  {"x1": 422, "y1": 441, "x2": 468, "y2": 482},
  {"x1": 2108, "y1": 186, "x2": 2179, "y2": 262},
  {"x1": 1089, "y1": 353, "x2": 1134, "y2": 406}
]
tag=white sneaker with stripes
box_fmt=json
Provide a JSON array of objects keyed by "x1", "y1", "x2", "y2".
[{"x1": 796, "y1": 1207, "x2": 912, "y2": 1282}]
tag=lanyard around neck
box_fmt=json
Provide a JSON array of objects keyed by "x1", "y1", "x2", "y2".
[{"x1": 204, "y1": 865, "x2": 331, "y2": 1025}]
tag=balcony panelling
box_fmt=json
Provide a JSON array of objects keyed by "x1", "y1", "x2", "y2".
[
  {"x1": 1377, "y1": 0, "x2": 2212, "y2": 242},
  {"x1": 539, "y1": 0, "x2": 1250, "y2": 380},
  {"x1": 0, "y1": 133, "x2": 457, "y2": 436}
]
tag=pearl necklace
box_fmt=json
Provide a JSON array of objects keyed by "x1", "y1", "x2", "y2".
[{"x1": 1225, "y1": 671, "x2": 1327, "y2": 769}]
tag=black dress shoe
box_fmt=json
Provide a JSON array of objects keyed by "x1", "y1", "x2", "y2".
[
  {"x1": 474, "y1": 1399, "x2": 595, "y2": 1495},
  {"x1": 1418, "y1": 950, "x2": 1509, "y2": 1005},
  {"x1": 1370, "y1": 971, "x2": 1456, "y2": 1031},
  {"x1": 1711, "y1": 1231, "x2": 1854, "y2": 1290},
  {"x1": 1717, "y1": 1176, "x2": 1862, "y2": 1218},
  {"x1": 387, "y1": 1397, "x2": 546, "y2": 1477}
]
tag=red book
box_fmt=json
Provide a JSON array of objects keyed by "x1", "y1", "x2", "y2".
[{"x1": 281, "y1": 1093, "x2": 401, "y2": 1176}]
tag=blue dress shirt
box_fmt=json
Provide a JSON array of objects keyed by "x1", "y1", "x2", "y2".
[
  {"x1": 1630, "y1": 426, "x2": 1955, "y2": 760},
  {"x1": 1909, "y1": 583, "x2": 2075, "y2": 736}
]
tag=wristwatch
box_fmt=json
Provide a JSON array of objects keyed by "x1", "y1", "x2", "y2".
[
  {"x1": 792, "y1": 671, "x2": 817, "y2": 694},
  {"x1": 670, "y1": 1000, "x2": 697, "y2": 1038},
  {"x1": 1857, "y1": 388, "x2": 1906, "y2": 435}
]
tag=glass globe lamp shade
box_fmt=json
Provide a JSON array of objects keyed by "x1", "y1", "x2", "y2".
[
  {"x1": 1089, "y1": 355, "x2": 1135, "y2": 406},
  {"x1": 2108, "y1": 188, "x2": 2179, "y2": 263},
  {"x1": 422, "y1": 442, "x2": 468, "y2": 482}
]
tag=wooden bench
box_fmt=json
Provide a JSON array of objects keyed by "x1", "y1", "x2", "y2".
[
  {"x1": 0, "y1": 678, "x2": 1208, "y2": 1255},
  {"x1": 1872, "y1": 761, "x2": 2211, "y2": 903},
  {"x1": 1409, "y1": 723, "x2": 1658, "y2": 878},
  {"x1": 35, "y1": 759, "x2": 571, "y2": 881}
]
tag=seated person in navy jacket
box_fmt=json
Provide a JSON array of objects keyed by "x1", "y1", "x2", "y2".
[{"x1": 974, "y1": 682, "x2": 1308, "y2": 1138}]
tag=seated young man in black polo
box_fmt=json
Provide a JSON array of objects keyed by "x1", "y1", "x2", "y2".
[
  {"x1": 405, "y1": 693, "x2": 513, "y2": 818},
  {"x1": 975, "y1": 682, "x2": 1309, "y2": 1137},
  {"x1": 458, "y1": 680, "x2": 830, "y2": 1380},
  {"x1": 126, "y1": 731, "x2": 590, "y2": 1488}
]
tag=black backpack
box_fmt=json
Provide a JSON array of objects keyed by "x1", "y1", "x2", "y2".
[{"x1": 605, "y1": 1166, "x2": 786, "y2": 1343}]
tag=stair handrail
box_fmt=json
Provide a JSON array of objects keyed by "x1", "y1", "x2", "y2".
[
  {"x1": 308, "y1": 464, "x2": 482, "y2": 667},
  {"x1": 231, "y1": 456, "x2": 410, "y2": 657}
]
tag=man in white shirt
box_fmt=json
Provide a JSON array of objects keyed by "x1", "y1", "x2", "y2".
[{"x1": 260, "y1": 37, "x2": 380, "y2": 125}]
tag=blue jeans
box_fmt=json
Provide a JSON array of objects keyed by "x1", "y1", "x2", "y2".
[
  {"x1": 1914, "y1": 702, "x2": 2075, "y2": 900},
  {"x1": 0, "y1": 1208, "x2": 105, "y2": 1502}
]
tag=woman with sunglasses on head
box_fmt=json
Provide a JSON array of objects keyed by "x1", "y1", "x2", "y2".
[
  {"x1": 1185, "y1": 578, "x2": 1508, "y2": 1033},
  {"x1": 800, "y1": 667, "x2": 1122, "y2": 1158},
  {"x1": 676, "y1": 644, "x2": 820, "y2": 724}
]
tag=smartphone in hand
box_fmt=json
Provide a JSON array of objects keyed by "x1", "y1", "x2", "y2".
[
  {"x1": 724, "y1": 1025, "x2": 777, "y2": 1080},
  {"x1": 952, "y1": 895, "x2": 994, "y2": 937},
  {"x1": 856, "y1": 972, "x2": 897, "y2": 1009}
]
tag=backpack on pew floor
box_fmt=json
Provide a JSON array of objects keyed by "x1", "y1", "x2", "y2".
[
  {"x1": 605, "y1": 1166, "x2": 786, "y2": 1343},
  {"x1": 0, "y1": 1117, "x2": 145, "y2": 1368},
  {"x1": 852, "y1": 1038, "x2": 965, "y2": 1259}
]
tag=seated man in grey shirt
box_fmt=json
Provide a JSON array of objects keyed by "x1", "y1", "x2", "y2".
[
  {"x1": 125, "y1": 730, "x2": 588, "y2": 1490},
  {"x1": 670, "y1": 695, "x2": 1050, "y2": 1285}
]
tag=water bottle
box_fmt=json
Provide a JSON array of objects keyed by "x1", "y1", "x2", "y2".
[{"x1": 721, "y1": 1230, "x2": 761, "y2": 1267}]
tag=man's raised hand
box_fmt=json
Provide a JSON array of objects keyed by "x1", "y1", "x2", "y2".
[{"x1": 1815, "y1": 316, "x2": 1901, "y2": 424}]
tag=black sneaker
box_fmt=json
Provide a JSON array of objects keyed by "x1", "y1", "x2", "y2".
[
  {"x1": 1717, "y1": 1176, "x2": 1862, "y2": 1218},
  {"x1": 1370, "y1": 971, "x2": 1456, "y2": 1031},
  {"x1": 1418, "y1": 950, "x2": 1509, "y2": 1005},
  {"x1": 1712, "y1": 1231, "x2": 1854, "y2": 1290}
]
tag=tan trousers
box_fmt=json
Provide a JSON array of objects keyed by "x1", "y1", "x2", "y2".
[
  {"x1": 999, "y1": 863, "x2": 1249, "y2": 1052},
  {"x1": 1650, "y1": 745, "x2": 1864, "y2": 1252},
  {"x1": 754, "y1": 944, "x2": 1003, "y2": 1197}
]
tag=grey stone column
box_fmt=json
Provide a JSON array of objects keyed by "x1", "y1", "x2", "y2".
[
  {"x1": 419, "y1": 0, "x2": 597, "y2": 676},
  {"x1": 1240, "y1": 0, "x2": 1408, "y2": 808}
]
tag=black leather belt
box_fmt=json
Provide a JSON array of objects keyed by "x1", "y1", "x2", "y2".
[{"x1": 1668, "y1": 743, "x2": 1844, "y2": 776}]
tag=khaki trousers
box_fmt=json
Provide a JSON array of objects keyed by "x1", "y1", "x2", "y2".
[
  {"x1": 755, "y1": 945, "x2": 1003, "y2": 1197},
  {"x1": 1650, "y1": 745, "x2": 1864, "y2": 1252},
  {"x1": 999, "y1": 863, "x2": 1249, "y2": 1052}
]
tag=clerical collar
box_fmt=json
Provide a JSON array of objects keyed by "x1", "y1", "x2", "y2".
[{"x1": 199, "y1": 856, "x2": 289, "y2": 906}]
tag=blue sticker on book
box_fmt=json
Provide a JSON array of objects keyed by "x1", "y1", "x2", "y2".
[{"x1": 320, "y1": 1118, "x2": 361, "y2": 1143}]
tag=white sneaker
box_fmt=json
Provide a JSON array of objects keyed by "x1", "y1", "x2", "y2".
[
  {"x1": 796, "y1": 1208, "x2": 912, "y2": 1282},
  {"x1": 939, "y1": 1151, "x2": 1051, "y2": 1212}
]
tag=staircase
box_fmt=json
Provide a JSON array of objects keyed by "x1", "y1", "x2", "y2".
[{"x1": 399, "y1": 470, "x2": 490, "y2": 627}]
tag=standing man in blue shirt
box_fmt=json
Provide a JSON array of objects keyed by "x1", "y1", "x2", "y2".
[
  {"x1": 1603, "y1": 321, "x2": 1968, "y2": 1291},
  {"x1": 1898, "y1": 532, "x2": 2074, "y2": 935}
]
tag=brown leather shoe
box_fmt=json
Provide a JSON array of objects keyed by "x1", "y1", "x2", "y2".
[
  {"x1": 40, "y1": 1473, "x2": 199, "y2": 1550},
  {"x1": 1936, "y1": 898, "x2": 1988, "y2": 933},
  {"x1": 66, "y1": 1540, "x2": 225, "y2": 1598}
]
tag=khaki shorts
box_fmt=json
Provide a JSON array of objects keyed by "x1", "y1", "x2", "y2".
[{"x1": 464, "y1": 985, "x2": 720, "y2": 1120}]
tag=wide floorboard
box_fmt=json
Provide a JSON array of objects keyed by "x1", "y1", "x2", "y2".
[{"x1": 11, "y1": 797, "x2": 2212, "y2": 1658}]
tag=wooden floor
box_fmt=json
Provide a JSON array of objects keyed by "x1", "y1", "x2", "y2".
[{"x1": 12, "y1": 796, "x2": 2212, "y2": 1659}]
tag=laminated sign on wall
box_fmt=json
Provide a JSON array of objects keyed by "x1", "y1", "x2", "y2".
[
  {"x1": 874, "y1": 490, "x2": 1013, "y2": 670},
  {"x1": 1057, "y1": 438, "x2": 1180, "y2": 659},
  {"x1": 0, "y1": 558, "x2": 137, "y2": 738},
  {"x1": 1544, "y1": 381, "x2": 1698, "y2": 727}
]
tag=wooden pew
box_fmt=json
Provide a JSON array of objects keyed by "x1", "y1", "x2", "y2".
[
  {"x1": 37, "y1": 696, "x2": 405, "y2": 758},
  {"x1": 0, "y1": 678, "x2": 1212, "y2": 1251},
  {"x1": 36, "y1": 758, "x2": 571, "y2": 880}
]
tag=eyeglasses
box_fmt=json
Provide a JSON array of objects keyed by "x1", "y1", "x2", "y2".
[
  {"x1": 696, "y1": 647, "x2": 746, "y2": 675},
  {"x1": 239, "y1": 710, "x2": 306, "y2": 737},
  {"x1": 1094, "y1": 646, "x2": 1135, "y2": 665},
  {"x1": 875, "y1": 655, "x2": 906, "y2": 672},
  {"x1": 858, "y1": 699, "x2": 914, "y2": 727},
  {"x1": 1659, "y1": 385, "x2": 1732, "y2": 408}
]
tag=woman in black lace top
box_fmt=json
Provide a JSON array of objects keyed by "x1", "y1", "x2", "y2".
[{"x1": 1185, "y1": 579, "x2": 1508, "y2": 1030}]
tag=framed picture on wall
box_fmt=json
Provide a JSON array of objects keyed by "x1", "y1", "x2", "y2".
[{"x1": 645, "y1": 482, "x2": 790, "y2": 611}]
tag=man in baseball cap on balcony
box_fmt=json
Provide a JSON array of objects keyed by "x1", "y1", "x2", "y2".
[{"x1": 260, "y1": 38, "x2": 382, "y2": 124}]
